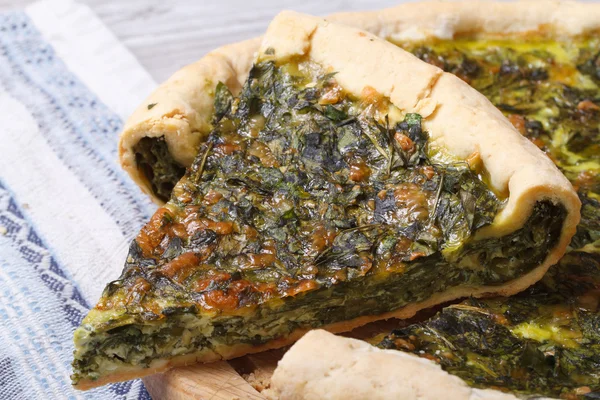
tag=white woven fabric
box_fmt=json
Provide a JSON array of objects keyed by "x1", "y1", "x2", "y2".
[{"x1": 0, "y1": 1, "x2": 157, "y2": 398}]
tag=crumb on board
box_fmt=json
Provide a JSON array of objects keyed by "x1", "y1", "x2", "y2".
[
  {"x1": 22, "y1": 203, "x2": 30, "y2": 210},
  {"x1": 0, "y1": 226, "x2": 7, "y2": 235},
  {"x1": 244, "y1": 372, "x2": 271, "y2": 392}
]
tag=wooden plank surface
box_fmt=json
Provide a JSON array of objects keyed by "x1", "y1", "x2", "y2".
[{"x1": 143, "y1": 361, "x2": 265, "y2": 400}]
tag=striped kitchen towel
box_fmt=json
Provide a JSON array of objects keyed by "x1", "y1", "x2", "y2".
[{"x1": 0, "y1": 0, "x2": 159, "y2": 398}]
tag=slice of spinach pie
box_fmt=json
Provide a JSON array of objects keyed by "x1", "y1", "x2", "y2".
[{"x1": 72, "y1": 11, "x2": 580, "y2": 389}]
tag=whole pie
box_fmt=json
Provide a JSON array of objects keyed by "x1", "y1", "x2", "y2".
[{"x1": 71, "y1": 10, "x2": 580, "y2": 390}]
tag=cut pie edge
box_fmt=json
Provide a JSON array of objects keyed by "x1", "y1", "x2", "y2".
[
  {"x1": 74, "y1": 263, "x2": 555, "y2": 390},
  {"x1": 258, "y1": 10, "x2": 580, "y2": 288}
]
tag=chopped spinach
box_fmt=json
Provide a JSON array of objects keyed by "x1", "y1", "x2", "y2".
[
  {"x1": 213, "y1": 82, "x2": 233, "y2": 123},
  {"x1": 378, "y1": 249, "x2": 600, "y2": 399},
  {"x1": 73, "y1": 59, "x2": 566, "y2": 386},
  {"x1": 377, "y1": 36, "x2": 600, "y2": 399},
  {"x1": 133, "y1": 137, "x2": 186, "y2": 202}
]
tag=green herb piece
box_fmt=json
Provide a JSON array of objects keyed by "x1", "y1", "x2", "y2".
[
  {"x1": 324, "y1": 104, "x2": 348, "y2": 122},
  {"x1": 213, "y1": 82, "x2": 233, "y2": 123}
]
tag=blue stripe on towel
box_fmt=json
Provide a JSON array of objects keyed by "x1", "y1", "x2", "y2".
[
  {"x1": 0, "y1": 179, "x2": 90, "y2": 317},
  {"x1": 0, "y1": 11, "x2": 156, "y2": 240},
  {"x1": 0, "y1": 178, "x2": 150, "y2": 399},
  {"x1": 0, "y1": 11, "x2": 155, "y2": 400}
]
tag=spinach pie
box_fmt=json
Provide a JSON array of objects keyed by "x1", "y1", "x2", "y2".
[{"x1": 74, "y1": 10, "x2": 580, "y2": 390}]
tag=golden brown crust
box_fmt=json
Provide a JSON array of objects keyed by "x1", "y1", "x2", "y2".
[
  {"x1": 119, "y1": 1, "x2": 600, "y2": 204},
  {"x1": 423, "y1": 73, "x2": 580, "y2": 288},
  {"x1": 267, "y1": 330, "x2": 520, "y2": 400},
  {"x1": 329, "y1": 0, "x2": 600, "y2": 41},
  {"x1": 75, "y1": 263, "x2": 555, "y2": 390}
]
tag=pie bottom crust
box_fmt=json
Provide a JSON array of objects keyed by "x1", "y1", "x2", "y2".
[{"x1": 74, "y1": 262, "x2": 550, "y2": 390}]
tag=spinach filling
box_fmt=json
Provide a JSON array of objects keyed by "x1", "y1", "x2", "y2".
[
  {"x1": 72, "y1": 60, "x2": 566, "y2": 384},
  {"x1": 399, "y1": 38, "x2": 600, "y2": 198},
  {"x1": 377, "y1": 251, "x2": 600, "y2": 399},
  {"x1": 134, "y1": 137, "x2": 186, "y2": 202},
  {"x1": 371, "y1": 37, "x2": 600, "y2": 399},
  {"x1": 72, "y1": 201, "x2": 563, "y2": 384}
]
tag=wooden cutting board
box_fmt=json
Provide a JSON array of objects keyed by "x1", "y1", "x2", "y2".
[{"x1": 142, "y1": 320, "x2": 400, "y2": 399}]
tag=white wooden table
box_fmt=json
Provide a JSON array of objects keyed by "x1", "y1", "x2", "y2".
[{"x1": 1, "y1": 0, "x2": 401, "y2": 83}]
